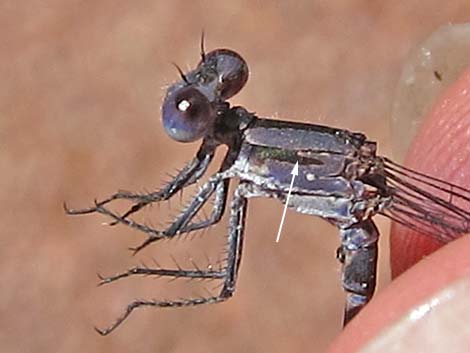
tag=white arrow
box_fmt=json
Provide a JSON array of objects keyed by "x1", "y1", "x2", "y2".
[{"x1": 275, "y1": 161, "x2": 299, "y2": 243}]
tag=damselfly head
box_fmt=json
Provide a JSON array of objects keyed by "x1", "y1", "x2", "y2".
[{"x1": 161, "y1": 48, "x2": 249, "y2": 143}]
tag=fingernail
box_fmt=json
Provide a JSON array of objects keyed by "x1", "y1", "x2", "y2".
[
  {"x1": 359, "y1": 276, "x2": 470, "y2": 353},
  {"x1": 391, "y1": 23, "x2": 470, "y2": 161}
]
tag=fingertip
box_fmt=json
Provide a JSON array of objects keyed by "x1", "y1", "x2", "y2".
[
  {"x1": 329, "y1": 235, "x2": 470, "y2": 353},
  {"x1": 391, "y1": 68, "x2": 470, "y2": 277}
]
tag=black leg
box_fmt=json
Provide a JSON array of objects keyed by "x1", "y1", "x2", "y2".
[
  {"x1": 97, "y1": 265, "x2": 226, "y2": 286},
  {"x1": 178, "y1": 179, "x2": 229, "y2": 233},
  {"x1": 128, "y1": 173, "x2": 229, "y2": 253},
  {"x1": 95, "y1": 297, "x2": 227, "y2": 335},
  {"x1": 219, "y1": 183, "x2": 247, "y2": 296},
  {"x1": 66, "y1": 171, "x2": 230, "y2": 254},
  {"x1": 64, "y1": 143, "x2": 214, "y2": 218},
  {"x1": 95, "y1": 183, "x2": 248, "y2": 335},
  {"x1": 339, "y1": 220, "x2": 379, "y2": 325}
]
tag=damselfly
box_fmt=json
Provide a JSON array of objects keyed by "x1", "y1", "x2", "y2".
[{"x1": 66, "y1": 40, "x2": 470, "y2": 335}]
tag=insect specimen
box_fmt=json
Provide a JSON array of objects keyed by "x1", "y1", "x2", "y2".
[{"x1": 66, "y1": 41, "x2": 470, "y2": 335}]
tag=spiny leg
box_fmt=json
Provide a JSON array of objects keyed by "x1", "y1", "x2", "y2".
[
  {"x1": 98, "y1": 265, "x2": 226, "y2": 286},
  {"x1": 95, "y1": 297, "x2": 226, "y2": 335},
  {"x1": 64, "y1": 144, "x2": 214, "y2": 217},
  {"x1": 180, "y1": 179, "x2": 229, "y2": 233},
  {"x1": 67, "y1": 172, "x2": 229, "y2": 254},
  {"x1": 220, "y1": 183, "x2": 248, "y2": 296},
  {"x1": 95, "y1": 183, "x2": 248, "y2": 335},
  {"x1": 339, "y1": 220, "x2": 379, "y2": 325},
  {"x1": 129, "y1": 175, "x2": 229, "y2": 253}
]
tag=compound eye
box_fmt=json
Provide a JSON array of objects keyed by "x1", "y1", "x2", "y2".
[
  {"x1": 161, "y1": 86, "x2": 216, "y2": 142},
  {"x1": 199, "y1": 49, "x2": 249, "y2": 100}
]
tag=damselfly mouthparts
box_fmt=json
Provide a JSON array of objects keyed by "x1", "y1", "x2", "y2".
[{"x1": 66, "y1": 41, "x2": 470, "y2": 335}]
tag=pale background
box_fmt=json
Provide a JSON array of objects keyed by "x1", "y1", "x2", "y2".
[{"x1": 1, "y1": 1, "x2": 469, "y2": 352}]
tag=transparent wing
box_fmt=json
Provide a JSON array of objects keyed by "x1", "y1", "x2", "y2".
[{"x1": 380, "y1": 157, "x2": 470, "y2": 243}]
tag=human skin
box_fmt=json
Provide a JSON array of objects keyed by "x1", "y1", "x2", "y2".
[{"x1": 329, "y1": 69, "x2": 470, "y2": 352}]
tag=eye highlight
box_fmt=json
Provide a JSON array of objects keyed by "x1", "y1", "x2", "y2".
[{"x1": 161, "y1": 86, "x2": 216, "y2": 143}]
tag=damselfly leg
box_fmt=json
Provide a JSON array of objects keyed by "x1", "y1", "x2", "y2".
[
  {"x1": 66, "y1": 43, "x2": 470, "y2": 335},
  {"x1": 64, "y1": 142, "x2": 215, "y2": 222},
  {"x1": 94, "y1": 181, "x2": 248, "y2": 335}
]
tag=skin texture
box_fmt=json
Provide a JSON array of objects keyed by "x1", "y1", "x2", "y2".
[{"x1": 329, "y1": 69, "x2": 470, "y2": 352}]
